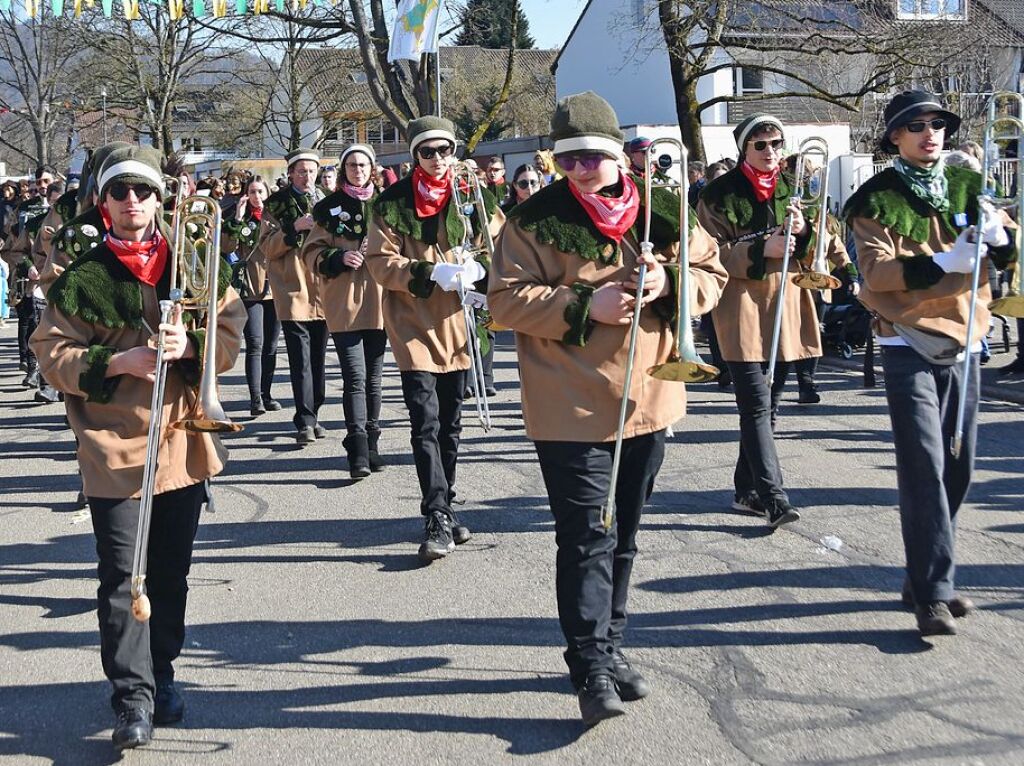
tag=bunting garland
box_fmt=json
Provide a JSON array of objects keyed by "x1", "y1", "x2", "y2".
[{"x1": 0, "y1": 0, "x2": 326, "y2": 17}]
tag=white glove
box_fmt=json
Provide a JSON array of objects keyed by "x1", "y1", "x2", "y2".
[
  {"x1": 932, "y1": 229, "x2": 980, "y2": 274},
  {"x1": 430, "y1": 262, "x2": 464, "y2": 292},
  {"x1": 978, "y1": 204, "x2": 1010, "y2": 247},
  {"x1": 462, "y1": 258, "x2": 486, "y2": 285}
]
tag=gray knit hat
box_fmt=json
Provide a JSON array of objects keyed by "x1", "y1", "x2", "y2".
[
  {"x1": 407, "y1": 116, "x2": 457, "y2": 159},
  {"x1": 549, "y1": 91, "x2": 623, "y2": 158},
  {"x1": 285, "y1": 147, "x2": 321, "y2": 169},
  {"x1": 340, "y1": 143, "x2": 376, "y2": 168},
  {"x1": 79, "y1": 141, "x2": 132, "y2": 207},
  {"x1": 733, "y1": 114, "x2": 785, "y2": 153},
  {"x1": 97, "y1": 145, "x2": 165, "y2": 200}
]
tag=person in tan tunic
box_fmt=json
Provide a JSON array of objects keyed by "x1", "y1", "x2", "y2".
[
  {"x1": 844, "y1": 91, "x2": 1017, "y2": 637},
  {"x1": 490, "y1": 92, "x2": 726, "y2": 726},
  {"x1": 365, "y1": 116, "x2": 504, "y2": 562},
  {"x1": 697, "y1": 113, "x2": 812, "y2": 529},
  {"x1": 30, "y1": 146, "x2": 245, "y2": 749},
  {"x1": 258, "y1": 148, "x2": 327, "y2": 445},
  {"x1": 223, "y1": 175, "x2": 282, "y2": 416},
  {"x1": 303, "y1": 143, "x2": 387, "y2": 479}
]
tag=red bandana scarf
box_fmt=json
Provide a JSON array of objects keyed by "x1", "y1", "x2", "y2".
[
  {"x1": 250, "y1": 206, "x2": 263, "y2": 222},
  {"x1": 740, "y1": 161, "x2": 780, "y2": 203},
  {"x1": 569, "y1": 172, "x2": 640, "y2": 243},
  {"x1": 413, "y1": 167, "x2": 452, "y2": 218},
  {"x1": 104, "y1": 226, "x2": 169, "y2": 287}
]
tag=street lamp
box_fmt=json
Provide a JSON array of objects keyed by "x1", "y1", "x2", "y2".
[{"x1": 100, "y1": 86, "x2": 108, "y2": 144}]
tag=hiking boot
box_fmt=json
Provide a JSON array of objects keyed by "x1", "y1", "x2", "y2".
[
  {"x1": 764, "y1": 498, "x2": 800, "y2": 529},
  {"x1": 916, "y1": 601, "x2": 957, "y2": 636},
  {"x1": 153, "y1": 679, "x2": 184, "y2": 725},
  {"x1": 418, "y1": 511, "x2": 455, "y2": 561},
  {"x1": 112, "y1": 707, "x2": 153, "y2": 750},
  {"x1": 577, "y1": 673, "x2": 626, "y2": 726},
  {"x1": 901, "y1": 579, "x2": 975, "y2": 618},
  {"x1": 612, "y1": 651, "x2": 650, "y2": 701},
  {"x1": 730, "y1": 491, "x2": 764, "y2": 516}
]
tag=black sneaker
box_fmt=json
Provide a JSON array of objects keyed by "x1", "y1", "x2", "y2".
[
  {"x1": 577, "y1": 673, "x2": 626, "y2": 726},
  {"x1": 154, "y1": 679, "x2": 185, "y2": 725},
  {"x1": 418, "y1": 511, "x2": 455, "y2": 561},
  {"x1": 730, "y1": 491, "x2": 764, "y2": 516},
  {"x1": 313, "y1": 423, "x2": 328, "y2": 439},
  {"x1": 449, "y1": 510, "x2": 472, "y2": 545},
  {"x1": 296, "y1": 426, "x2": 316, "y2": 446},
  {"x1": 764, "y1": 499, "x2": 800, "y2": 529},
  {"x1": 916, "y1": 601, "x2": 957, "y2": 636},
  {"x1": 901, "y1": 579, "x2": 975, "y2": 618},
  {"x1": 611, "y1": 651, "x2": 650, "y2": 701},
  {"x1": 22, "y1": 370, "x2": 39, "y2": 388},
  {"x1": 250, "y1": 400, "x2": 266, "y2": 417},
  {"x1": 112, "y1": 707, "x2": 153, "y2": 750},
  {"x1": 34, "y1": 385, "x2": 61, "y2": 404},
  {"x1": 798, "y1": 387, "x2": 821, "y2": 404},
  {"x1": 262, "y1": 398, "x2": 283, "y2": 411}
]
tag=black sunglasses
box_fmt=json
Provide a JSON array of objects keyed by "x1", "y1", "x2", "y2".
[
  {"x1": 417, "y1": 144, "x2": 454, "y2": 160},
  {"x1": 516, "y1": 179, "x2": 540, "y2": 190},
  {"x1": 905, "y1": 118, "x2": 947, "y2": 133},
  {"x1": 108, "y1": 182, "x2": 156, "y2": 202},
  {"x1": 751, "y1": 138, "x2": 785, "y2": 152}
]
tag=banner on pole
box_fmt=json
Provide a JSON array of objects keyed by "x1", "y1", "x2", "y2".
[{"x1": 387, "y1": 0, "x2": 441, "y2": 62}]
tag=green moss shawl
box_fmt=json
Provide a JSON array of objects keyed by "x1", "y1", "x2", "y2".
[
  {"x1": 49, "y1": 240, "x2": 231, "y2": 330},
  {"x1": 508, "y1": 177, "x2": 694, "y2": 265},
  {"x1": 222, "y1": 214, "x2": 261, "y2": 251},
  {"x1": 53, "y1": 189, "x2": 78, "y2": 226},
  {"x1": 313, "y1": 188, "x2": 374, "y2": 242},
  {"x1": 372, "y1": 175, "x2": 497, "y2": 250},
  {"x1": 265, "y1": 187, "x2": 313, "y2": 248},
  {"x1": 53, "y1": 206, "x2": 106, "y2": 264},
  {"x1": 842, "y1": 166, "x2": 980, "y2": 243},
  {"x1": 700, "y1": 166, "x2": 796, "y2": 234}
]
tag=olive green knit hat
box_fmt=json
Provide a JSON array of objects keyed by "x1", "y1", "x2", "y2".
[
  {"x1": 407, "y1": 116, "x2": 458, "y2": 159},
  {"x1": 97, "y1": 146, "x2": 165, "y2": 200},
  {"x1": 549, "y1": 91, "x2": 624, "y2": 158}
]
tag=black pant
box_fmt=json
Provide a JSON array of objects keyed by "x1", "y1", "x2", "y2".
[
  {"x1": 332, "y1": 329, "x2": 387, "y2": 436},
  {"x1": 88, "y1": 482, "x2": 205, "y2": 712},
  {"x1": 771, "y1": 357, "x2": 818, "y2": 404},
  {"x1": 17, "y1": 296, "x2": 43, "y2": 370},
  {"x1": 535, "y1": 431, "x2": 666, "y2": 688},
  {"x1": 727, "y1": 360, "x2": 787, "y2": 504},
  {"x1": 700, "y1": 314, "x2": 731, "y2": 386},
  {"x1": 243, "y1": 299, "x2": 281, "y2": 405},
  {"x1": 281, "y1": 319, "x2": 328, "y2": 430},
  {"x1": 482, "y1": 330, "x2": 495, "y2": 389},
  {"x1": 882, "y1": 347, "x2": 978, "y2": 604},
  {"x1": 400, "y1": 370, "x2": 466, "y2": 516}
]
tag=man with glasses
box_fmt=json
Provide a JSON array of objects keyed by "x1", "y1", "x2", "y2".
[
  {"x1": 490, "y1": 91, "x2": 726, "y2": 725},
  {"x1": 697, "y1": 113, "x2": 815, "y2": 529},
  {"x1": 259, "y1": 148, "x2": 328, "y2": 445},
  {"x1": 366, "y1": 116, "x2": 504, "y2": 562},
  {"x1": 485, "y1": 157, "x2": 506, "y2": 198},
  {"x1": 31, "y1": 145, "x2": 245, "y2": 750},
  {"x1": 844, "y1": 90, "x2": 1017, "y2": 636}
]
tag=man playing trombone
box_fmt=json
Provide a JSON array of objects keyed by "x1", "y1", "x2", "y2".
[
  {"x1": 490, "y1": 92, "x2": 726, "y2": 725},
  {"x1": 365, "y1": 116, "x2": 504, "y2": 562},
  {"x1": 845, "y1": 91, "x2": 1018, "y2": 636},
  {"x1": 30, "y1": 146, "x2": 245, "y2": 749},
  {"x1": 696, "y1": 114, "x2": 817, "y2": 529}
]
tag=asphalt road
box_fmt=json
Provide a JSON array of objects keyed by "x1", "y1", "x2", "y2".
[{"x1": 0, "y1": 324, "x2": 1022, "y2": 766}]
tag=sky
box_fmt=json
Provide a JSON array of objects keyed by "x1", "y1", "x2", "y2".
[{"x1": 440, "y1": 0, "x2": 589, "y2": 50}]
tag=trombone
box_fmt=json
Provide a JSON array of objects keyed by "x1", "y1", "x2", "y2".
[
  {"x1": 450, "y1": 161, "x2": 494, "y2": 432},
  {"x1": 791, "y1": 148, "x2": 842, "y2": 292},
  {"x1": 952, "y1": 91, "x2": 1023, "y2": 457},
  {"x1": 601, "y1": 140, "x2": 715, "y2": 531},
  {"x1": 988, "y1": 91, "x2": 1024, "y2": 320},
  {"x1": 766, "y1": 136, "x2": 828, "y2": 385},
  {"x1": 130, "y1": 190, "x2": 241, "y2": 623}
]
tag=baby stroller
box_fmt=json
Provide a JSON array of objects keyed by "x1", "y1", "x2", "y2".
[{"x1": 820, "y1": 267, "x2": 871, "y2": 359}]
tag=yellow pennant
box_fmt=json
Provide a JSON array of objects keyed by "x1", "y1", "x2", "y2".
[
  {"x1": 168, "y1": 0, "x2": 182, "y2": 19},
  {"x1": 123, "y1": 0, "x2": 139, "y2": 18},
  {"x1": 212, "y1": 0, "x2": 225, "y2": 15},
  {"x1": 74, "y1": 0, "x2": 82, "y2": 15}
]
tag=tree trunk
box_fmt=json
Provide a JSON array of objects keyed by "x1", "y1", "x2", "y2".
[{"x1": 663, "y1": 47, "x2": 706, "y2": 163}]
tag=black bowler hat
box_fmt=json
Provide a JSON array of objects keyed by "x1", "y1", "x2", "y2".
[{"x1": 880, "y1": 90, "x2": 961, "y2": 154}]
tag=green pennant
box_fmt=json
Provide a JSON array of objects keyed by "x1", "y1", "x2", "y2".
[
  {"x1": 102, "y1": 0, "x2": 113, "y2": 16},
  {"x1": 52, "y1": 0, "x2": 64, "y2": 13},
  {"x1": 192, "y1": 0, "x2": 204, "y2": 15},
  {"x1": 235, "y1": 0, "x2": 245, "y2": 12},
  {"x1": 0, "y1": 0, "x2": 11, "y2": 12}
]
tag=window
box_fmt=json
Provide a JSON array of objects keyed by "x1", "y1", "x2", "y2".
[
  {"x1": 364, "y1": 117, "x2": 400, "y2": 144},
  {"x1": 734, "y1": 67, "x2": 765, "y2": 97},
  {"x1": 897, "y1": 0, "x2": 966, "y2": 20},
  {"x1": 335, "y1": 121, "x2": 358, "y2": 144}
]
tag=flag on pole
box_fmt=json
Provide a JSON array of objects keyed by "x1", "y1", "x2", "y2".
[{"x1": 387, "y1": 0, "x2": 442, "y2": 62}]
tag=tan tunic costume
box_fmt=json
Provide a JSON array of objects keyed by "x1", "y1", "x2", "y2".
[
  {"x1": 697, "y1": 166, "x2": 821, "y2": 363},
  {"x1": 365, "y1": 175, "x2": 504, "y2": 373},
  {"x1": 31, "y1": 243, "x2": 245, "y2": 498},
  {"x1": 490, "y1": 178, "x2": 727, "y2": 443},
  {"x1": 259, "y1": 187, "x2": 325, "y2": 322},
  {"x1": 302, "y1": 188, "x2": 384, "y2": 333},
  {"x1": 223, "y1": 212, "x2": 273, "y2": 303}
]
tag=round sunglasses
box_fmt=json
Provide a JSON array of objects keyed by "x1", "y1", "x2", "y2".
[{"x1": 750, "y1": 138, "x2": 785, "y2": 152}]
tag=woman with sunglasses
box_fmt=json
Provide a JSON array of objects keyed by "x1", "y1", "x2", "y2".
[
  {"x1": 490, "y1": 92, "x2": 726, "y2": 725},
  {"x1": 697, "y1": 113, "x2": 817, "y2": 530},
  {"x1": 31, "y1": 145, "x2": 246, "y2": 751},
  {"x1": 303, "y1": 144, "x2": 387, "y2": 479},
  {"x1": 844, "y1": 90, "x2": 1018, "y2": 637},
  {"x1": 500, "y1": 164, "x2": 542, "y2": 214},
  {"x1": 223, "y1": 176, "x2": 282, "y2": 417},
  {"x1": 366, "y1": 116, "x2": 505, "y2": 563}
]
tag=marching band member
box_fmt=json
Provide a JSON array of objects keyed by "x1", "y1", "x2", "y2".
[
  {"x1": 223, "y1": 176, "x2": 282, "y2": 416},
  {"x1": 844, "y1": 91, "x2": 1017, "y2": 636},
  {"x1": 365, "y1": 116, "x2": 504, "y2": 562},
  {"x1": 489, "y1": 92, "x2": 726, "y2": 724},
  {"x1": 30, "y1": 146, "x2": 245, "y2": 749},
  {"x1": 259, "y1": 148, "x2": 328, "y2": 445},
  {"x1": 696, "y1": 114, "x2": 814, "y2": 529},
  {"x1": 303, "y1": 144, "x2": 387, "y2": 479}
]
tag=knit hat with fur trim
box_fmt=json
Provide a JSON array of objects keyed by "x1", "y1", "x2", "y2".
[
  {"x1": 97, "y1": 146, "x2": 165, "y2": 200},
  {"x1": 340, "y1": 143, "x2": 376, "y2": 168},
  {"x1": 550, "y1": 91, "x2": 624, "y2": 158},
  {"x1": 407, "y1": 116, "x2": 458, "y2": 159},
  {"x1": 733, "y1": 115, "x2": 785, "y2": 153},
  {"x1": 286, "y1": 148, "x2": 321, "y2": 169}
]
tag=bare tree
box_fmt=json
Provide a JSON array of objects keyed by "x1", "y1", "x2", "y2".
[{"x1": 0, "y1": 8, "x2": 84, "y2": 170}]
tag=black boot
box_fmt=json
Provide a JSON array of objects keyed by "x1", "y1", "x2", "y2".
[
  {"x1": 344, "y1": 433, "x2": 371, "y2": 479},
  {"x1": 367, "y1": 430, "x2": 386, "y2": 472},
  {"x1": 112, "y1": 707, "x2": 153, "y2": 750},
  {"x1": 250, "y1": 398, "x2": 266, "y2": 417},
  {"x1": 154, "y1": 679, "x2": 185, "y2": 725},
  {"x1": 577, "y1": 673, "x2": 626, "y2": 726}
]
